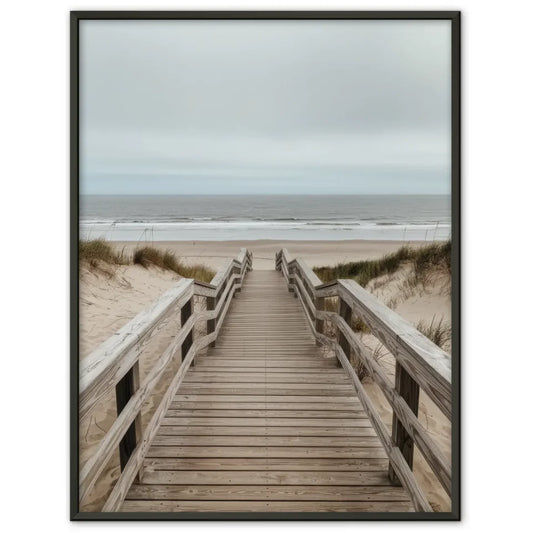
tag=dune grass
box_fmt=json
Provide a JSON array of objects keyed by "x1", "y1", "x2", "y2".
[
  {"x1": 313, "y1": 241, "x2": 450, "y2": 288},
  {"x1": 133, "y1": 246, "x2": 215, "y2": 282},
  {"x1": 416, "y1": 316, "x2": 451, "y2": 349},
  {"x1": 80, "y1": 239, "x2": 215, "y2": 283},
  {"x1": 79, "y1": 239, "x2": 128, "y2": 268}
]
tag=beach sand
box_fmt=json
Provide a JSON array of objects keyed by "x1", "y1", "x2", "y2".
[{"x1": 79, "y1": 239, "x2": 451, "y2": 512}]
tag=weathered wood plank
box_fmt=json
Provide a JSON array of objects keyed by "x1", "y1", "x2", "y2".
[
  {"x1": 167, "y1": 403, "x2": 364, "y2": 412},
  {"x1": 177, "y1": 388, "x2": 355, "y2": 396},
  {"x1": 120, "y1": 500, "x2": 413, "y2": 512},
  {"x1": 142, "y1": 457, "x2": 389, "y2": 471},
  {"x1": 139, "y1": 470, "x2": 390, "y2": 486},
  {"x1": 156, "y1": 426, "x2": 375, "y2": 436},
  {"x1": 162, "y1": 416, "x2": 370, "y2": 426},
  {"x1": 145, "y1": 446, "x2": 389, "y2": 459},
  {"x1": 179, "y1": 382, "x2": 355, "y2": 391},
  {"x1": 183, "y1": 372, "x2": 350, "y2": 383},
  {"x1": 126, "y1": 483, "x2": 409, "y2": 501},
  {"x1": 171, "y1": 394, "x2": 361, "y2": 403},
  {"x1": 151, "y1": 435, "x2": 382, "y2": 447}
]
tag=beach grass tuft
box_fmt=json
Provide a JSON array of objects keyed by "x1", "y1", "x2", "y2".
[
  {"x1": 80, "y1": 239, "x2": 215, "y2": 282},
  {"x1": 313, "y1": 241, "x2": 450, "y2": 288},
  {"x1": 133, "y1": 246, "x2": 215, "y2": 282},
  {"x1": 416, "y1": 316, "x2": 451, "y2": 349},
  {"x1": 79, "y1": 238, "x2": 129, "y2": 268}
]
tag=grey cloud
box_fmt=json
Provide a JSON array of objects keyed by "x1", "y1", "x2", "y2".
[{"x1": 80, "y1": 19, "x2": 451, "y2": 194}]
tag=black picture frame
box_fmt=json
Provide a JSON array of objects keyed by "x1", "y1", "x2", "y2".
[{"x1": 70, "y1": 10, "x2": 461, "y2": 521}]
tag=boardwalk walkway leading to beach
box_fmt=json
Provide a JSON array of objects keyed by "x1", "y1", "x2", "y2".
[
  {"x1": 121, "y1": 270, "x2": 412, "y2": 512},
  {"x1": 79, "y1": 248, "x2": 451, "y2": 514}
]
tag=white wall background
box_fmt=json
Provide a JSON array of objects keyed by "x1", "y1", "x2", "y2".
[{"x1": 1, "y1": 0, "x2": 531, "y2": 531}]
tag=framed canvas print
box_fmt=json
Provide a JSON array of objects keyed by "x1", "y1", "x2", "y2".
[{"x1": 71, "y1": 10, "x2": 460, "y2": 520}]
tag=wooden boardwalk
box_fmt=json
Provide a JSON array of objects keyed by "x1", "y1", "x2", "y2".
[
  {"x1": 80, "y1": 248, "x2": 451, "y2": 514},
  {"x1": 121, "y1": 270, "x2": 412, "y2": 512}
]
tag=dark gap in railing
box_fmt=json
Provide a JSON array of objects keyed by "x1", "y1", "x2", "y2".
[
  {"x1": 389, "y1": 364, "x2": 420, "y2": 484},
  {"x1": 115, "y1": 368, "x2": 138, "y2": 471},
  {"x1": 181, "y1": 299, "x2": 193, "y2": 365}
]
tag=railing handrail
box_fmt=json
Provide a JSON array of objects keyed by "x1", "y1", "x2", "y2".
[
  {"x1": 275, "y1": 248, "x2": 451, "y2": 513},
  {"x1": 79, "y1": 248, "x2": 252, "y2": 510}
]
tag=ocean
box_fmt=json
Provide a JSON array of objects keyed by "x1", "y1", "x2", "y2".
[{"x1": 79, "y1": 195, "x2": 451, "y2": 242}]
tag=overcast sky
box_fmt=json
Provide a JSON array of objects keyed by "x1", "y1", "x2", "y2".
[{"x1": 80, "y1": 19, "x2": 451, "y2": 195}]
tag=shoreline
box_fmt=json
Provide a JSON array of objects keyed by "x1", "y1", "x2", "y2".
[{"x1": 109, "y1": 239, "x2": 434, "y2": 270}]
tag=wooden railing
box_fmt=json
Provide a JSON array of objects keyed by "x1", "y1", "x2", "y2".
[
  {"x1": 79, "y1": 248, "x2": 253, "y2": 511},
  {"x1": 275, "y1": 248, "x2": 452, "y2": 513}
]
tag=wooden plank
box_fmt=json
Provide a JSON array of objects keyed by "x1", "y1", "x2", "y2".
[
  {"x1": 183, "y1": 373, "x2": 350, "y2": 383},
  {"x1": 183, "y1": 365, "x2": 340, "y2": 373},
  {"x1": 142, "y1": 457, "x2": 389, "y2": 471},
  {"x1": 156, "y1": 426, "x2": 376, "y2": 437},
  {"x1": 120, "y1": 500, "x2": 413, "y2": 512},
  {"x1": 168, "y1": 402, "x2": 364, "y2": 411},
  {"x1": 151, "y1": 435, "x2": 381, "y2": 447},
  {"x1": 162, "y1": 416, "x2": 370, "y2": 426},
  {"x1": 139, "y1": 470, "x2": 391, "y2": 486},
  {"x1": 192, "y1": 360, "x2": 335, "y2": 368},
  {"x1": 177, "y1": 387, "x2": 355, "y2": 396},
  {"x1": 145, "y1": 446, "x2": 389, "y2": 459},
  {"x1": 172, "y1": 394, "x2": 360, "y2": 403},
  {"x1": 179, "y1": 382, "x2": 354, "y2": 391},
  {"x1": 294, "y1": 257, "x2": 323, "y2": 292},
  {"x1": 126, "y1": 483, "x2": 409, "y2": 501}
]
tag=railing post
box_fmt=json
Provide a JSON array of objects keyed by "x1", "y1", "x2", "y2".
[
  {"x1": 290, "y1": 265, "x2": 297, "y2": 297},
  {"x1": 207, "y1": 294, "x2": 216, "y2": 348},
  {"x1": 115, "y1": 361, "x2": 141, "y2": 472},
  {"x1": 181, "y1": 297, "x2": 194, "y2": 366},
  {"x1": 234, "y1": 264, "x2": 242, "y2": 293},
  {"x1": 337, "y1": 297, "x2": 351, "y2": 368},
  {"x1": 389, "y1": 363, "x2": 420, "y2": 484},
  {"x1": 315, "y1": 296, "x2": 324, "y2": 346}
]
